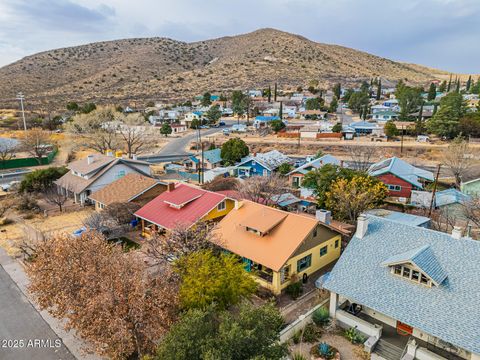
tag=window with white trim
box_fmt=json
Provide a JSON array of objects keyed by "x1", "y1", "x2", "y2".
[
  {"x1": 387, "y1": 184, "x2": 402, "y2": 191},
  {"x1": 217, "y1": 200, "x2": 226, "y2": 211},
  {"x1": 390, "y1": 264, "x2": 432, "y2": 287}
]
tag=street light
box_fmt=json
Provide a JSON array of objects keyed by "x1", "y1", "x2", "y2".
[{"x1": 16, "y1": 92, "x2": 27, "y2": 131}]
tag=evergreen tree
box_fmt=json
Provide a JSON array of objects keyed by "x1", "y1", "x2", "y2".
[
  {"x1": 455, "y1": 79, "x2": 460, "y2": 93},
  {"x1": 274, "y1": 82, "x2": 277, "y2": 102},
  {"x1": 201, "y1": 92, "x2": 212, "y2": 106},
  {"x1": 376, "y1": 79, "x2": 382, "y2": 100},
  {"x1": 438, "y1": 81, "x2": 447, "y2": 93},
  {"x1": 333, "y1": 83, "x2": 342, "y2": 100},
  {"x1": 418, "y1": 101, "x2": 424, "y2": 122},
  {"x1": 427, "y1": 83, "x2": 437, "y2": 101},
  {"x1": 278, "y1": 101, "x2": 283, "y2": 119},
  {"x1": 447, "y1": 74, "x2": 452, "y2": 92},
  {"x1": 466, "y1": 75, "x2": 472, "y2": 92},
  {"x1": 268, "y1": 85, "x2": 272, "y2": 103}
]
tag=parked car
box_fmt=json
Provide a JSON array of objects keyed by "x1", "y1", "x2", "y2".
[
  {"x1": 219, "y1": 121, "x2": 226, "y2": 126},
  {"x1": 223, "y1": 129, "x2": 230, "y2": 136}
]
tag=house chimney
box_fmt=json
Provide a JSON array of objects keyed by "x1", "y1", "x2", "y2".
[
  {"x1": 167, "y1": 182, "x2": 175, "y2": 192},
  {"x1": 106, "y1": 150, "x2": 113, "y2": 157},
  {"x1": 451, "y1": 226, "x2": 462, "y2": 240},
  {"x1": 87, "y1": 154, "x2": 94, "y2": 165},
  {"x1": 316, "y1": 209, "x2": 331, "y2": 225},
  {"x1": 132, "y1": 154, "x2": 138, "y2": 160},
  {"x1": 355, "y1": 214, "x2": 369, "y2": 239}
]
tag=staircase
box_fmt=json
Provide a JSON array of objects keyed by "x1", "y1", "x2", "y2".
[{"x1": 373, "y1": 339, "x2": 404, "y2": 360}]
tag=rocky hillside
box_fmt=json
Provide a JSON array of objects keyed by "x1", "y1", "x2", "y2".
[{"x1": 0, "y1": 28, "x2": 449, "y2": 109}]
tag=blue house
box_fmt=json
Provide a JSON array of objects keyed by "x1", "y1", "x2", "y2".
[
  {"x1": 325, "y1": 214, "x2": 480, "y2": 360},
  {"x1": 350, "y1": 121, "x2": 380, "y2": 135},
  {"x1": 253, "y1": 116, "x2": 280, "y2": 128},
  {"x1": 236, "y1": 150, "x2": 290, "y2": 177}
]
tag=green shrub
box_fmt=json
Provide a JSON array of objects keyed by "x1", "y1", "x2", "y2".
[
  {"x1": 312, "y1": 306, "x2": 330, "y2": 327},
  {"x1": 344, "y1": 327, "x2": 366, "y2": 344},
  {"x1": 285, "y1": 281, "x2": 303, "y2": 300},
  {"x1": 302, "y1": 323, "x2": 322, "y2": 343},
  {"x1": 291, "y1": 352, "x2": 307, "y2": 360},
  {"x1": 20, "y1": 167, "x2": 68, "y2": 193},
  {"x1": 292, "y1": 329, "x2": 302, "y2": 344}
]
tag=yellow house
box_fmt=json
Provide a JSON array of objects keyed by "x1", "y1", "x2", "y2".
[
  {"x1": 134, "y1": 183, "x2": 236, "y2": 235},
  {"x1": 214, "y1": 200, "x2": 342, "y2": 295}
]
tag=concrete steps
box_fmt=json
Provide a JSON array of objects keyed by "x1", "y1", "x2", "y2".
[{"x1": 373, "y1": 339, "x2": 404, "y2": 360}]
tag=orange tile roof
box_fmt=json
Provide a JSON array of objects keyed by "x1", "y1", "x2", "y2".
[
  {"x1": 213, "y1": 200, "x2": 324, "y2": 272},
  {"x1": 88, "y1": 173, "x2": 162, "y2": 206}
]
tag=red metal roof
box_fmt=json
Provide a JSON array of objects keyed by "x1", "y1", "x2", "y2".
[{"x1": 134, "y1": 183, "x2": 226, "y2": 230}]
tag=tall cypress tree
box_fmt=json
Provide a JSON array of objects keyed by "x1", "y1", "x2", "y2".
[
  {"x1": 376, "y1": 79, "x2": 382, "y2": 100},
  {"x1": 427, "y1": 83, "x2": 436, "y2": 101},
  {"x1": 274, "y1": 82, "x2": 277, "y2": 102},
  {"x1": 268, "y1": 85, "x2": 271, "y2": 103},
  {"x1": 466, "y1": 75, "x2": 472, "y2": 92},
  {"x1": 447, "y1": 74, "x2": 452, "y2": 92},
  {"x1": 279, "y1": 101, "x2": 283, "y2": 119},
  {"x1": 418, "y1": 101, "x2": 424, "y2": 122},
  {"x1": 455, "y1": 78, "x2": 460, "y2": 93}
]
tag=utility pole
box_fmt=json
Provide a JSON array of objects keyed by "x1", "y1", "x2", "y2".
[
  {"x1": 428, "y1": 164, "x2": 441, "y2": 217},
  {"x1": 16, "y1": 92, "x2": 27, "y2": 131},
  {"x1": 400, "y1": 125, "x2": 404, "y2": 154}
]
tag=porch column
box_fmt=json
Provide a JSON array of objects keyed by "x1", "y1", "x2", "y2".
[{"x1": 329, "y1": 292, "x2": 338, "y2": 318}]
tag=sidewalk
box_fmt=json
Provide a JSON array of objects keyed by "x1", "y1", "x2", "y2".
[{"x1": 0, "y1": 248, "x2": 103, "y2": 360}]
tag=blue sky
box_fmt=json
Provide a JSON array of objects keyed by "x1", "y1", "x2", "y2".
[{"x1": 0, "y1": 0, "x2": 478, "y2": 73}]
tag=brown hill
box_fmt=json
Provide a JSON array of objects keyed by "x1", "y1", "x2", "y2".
[{"x1": 0, "y1": 28, "x2": 450, "y2": 109}]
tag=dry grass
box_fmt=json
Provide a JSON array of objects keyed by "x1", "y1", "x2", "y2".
[{"x1": 0, "y1": 29, "x2": 453, "y2": 109}]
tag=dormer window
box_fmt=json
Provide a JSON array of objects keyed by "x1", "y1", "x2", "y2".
[
  {"x1": 381, "y1": 245, "x2": 447, "y2": 288},
  {"x1": 390, "y1": 264, "x2": 432, "y2": 287}
]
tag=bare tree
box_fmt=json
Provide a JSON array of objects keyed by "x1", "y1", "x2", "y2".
[
  {"x1": 143, "y1": 221, "x2": 220, "y2": 264},
  {"x1": 26, "y1": 231, "x2": 179, "y2": 359},
  {"x1": 345, "y1": 145, "x2": 379, "y2": 172},
  {"x1": 116, "y1": 113, "x2": 151, "y2": 158},
  {"x1": 237, "y1": 174, "x2": 287, "y2": 206},
  {"x1": 19, "y1": 128, "x2": 53, "y2": 164},
  {"x1": 202, "y1": 176, "x2": 239, "y2": 191},
  {"x1": 443, "y1": 138, "x2": 474, "y2": 189},
  {"x1": 461, "y1": 195, "x2": 480, "y2": 228},
  {"x1": 86, "y1": 127, "x2": 119, "y2": 154},
  {"x1": 44, "y1": 184, "x2": 69, "y2": 212},
  {"x1": 0, "y1": 138, "x2": 18, "y2": 167}
]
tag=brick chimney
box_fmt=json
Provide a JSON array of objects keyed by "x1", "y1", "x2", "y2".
[{"x1": 167, "y1": 183, "x2": 175, "y2": 192}]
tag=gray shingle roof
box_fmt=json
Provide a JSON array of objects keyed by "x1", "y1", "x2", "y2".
[{"x1": 324, "y1": 216, "x2": 480, "y2": 354}]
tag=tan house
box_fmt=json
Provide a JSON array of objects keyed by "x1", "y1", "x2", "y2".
[
  {"x1": 88, "y1": 173, "x2": 167, "y2": 210},
  {"x1": 214, "y1": 201, "x2": 342, "y2": 295}
]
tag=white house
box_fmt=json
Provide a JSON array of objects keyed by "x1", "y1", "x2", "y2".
[{"x1": 55, "y1": 154, "x2": 151, "y2": 205}]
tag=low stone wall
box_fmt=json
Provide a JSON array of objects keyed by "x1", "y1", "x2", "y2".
[{"x1": 279, "y1": 300, "x2": 328, "y2": 343}]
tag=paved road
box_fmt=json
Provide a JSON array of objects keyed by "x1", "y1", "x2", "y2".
[
  {"x1": 157, "y1": 119, "x2": 242, "y2": 156},
  {"x1": 0, "y1": 265, "x2": 75, "y2": 360}
]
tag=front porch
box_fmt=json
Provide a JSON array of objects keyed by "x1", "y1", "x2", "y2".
[{"x1": 330, "y1": 295, "x2": 467, "y2": 360}]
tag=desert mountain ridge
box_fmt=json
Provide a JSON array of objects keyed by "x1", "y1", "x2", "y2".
[{"x1": 0, "y1": 28, "x2": 457, "y2": 109}]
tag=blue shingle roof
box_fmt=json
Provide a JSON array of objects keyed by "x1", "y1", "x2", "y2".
[
  {"x1": 203, "y1": 148, "x2": 222, "y2": 165},
  {"x1": 381, "y1": 245, "x2": 448, "y2": 286},
  {"x1": 324, "y1": 216, "x2": 480, "y2": 354},
  {"x1": 255, "y1": 116, "x2": 280, "y2": 122}
]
